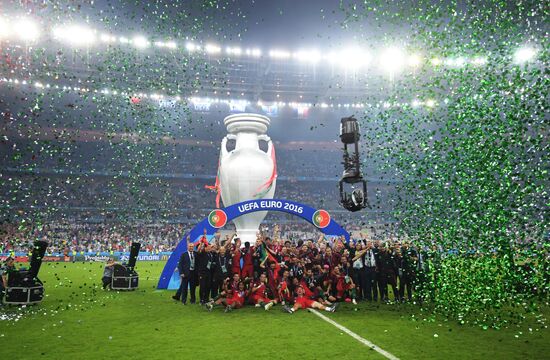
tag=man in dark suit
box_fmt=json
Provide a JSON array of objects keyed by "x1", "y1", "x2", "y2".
[
  {"x1": 212, "y1": 245, "x2": 231, "y2": 298},
  {"x1": 377, "y1": 245, "x2": 399, "y2": 302},
  {"x1": 174, "y1": 241, "x2": 197, "y2": 304},
  {"x1": 399, "y1": 242, "x2": 416, "y2": 302},
  {"x1": 196, "y1": 240, "x2": 213, "y2": 305},
  {"x1": 354, "y1": 241, "x2": 378, "y2": 301}
]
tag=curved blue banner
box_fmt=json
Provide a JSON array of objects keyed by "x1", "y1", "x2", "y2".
[{"x1": 157, "y1": 199, "x2": 349, "y2": 289}]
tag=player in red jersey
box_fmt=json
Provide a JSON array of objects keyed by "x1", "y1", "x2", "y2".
[
  {"x1": 333, "y1": 265, "x2": 357, "y2": 304},
  {"x1": 241, "y1": 241, "x2": 254, "y2": 279},
  {"x1": 229, "y1": 272, "x2": 241, "y2": 292},
  {"x1": 282, "y1": 285, "x2": 338, "y2": 314},
  {"x1": 250, "y1": 273, "x2": 276, "y2": 310},
  {"x1": 277, "y1": 269, "x2": 293, "y2": 305},
  {"x1": 206, "y1": 281, "x2": 248, "y2": 312},
  {"x1": 231, "y1": 237, "x2": 242, "y2": 276}
]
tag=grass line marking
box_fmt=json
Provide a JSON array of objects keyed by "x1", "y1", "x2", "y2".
[{"x1": 309, "y1": 309, "x2": 400, "y2": 360}]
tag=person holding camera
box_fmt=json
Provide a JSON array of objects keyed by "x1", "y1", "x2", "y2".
[
  {"x1": 101, "y1": 258, "x2": 117, "y2": 290},
  {"x1": 0, "y1": 256, "x2": 16, "y2": 305}
]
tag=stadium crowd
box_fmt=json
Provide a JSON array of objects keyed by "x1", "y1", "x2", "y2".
[
  {"x1": 0, "y1": 222, "x2": 183, "y2": 254},
  {"x1": 0, "y1": 221, "x2": 380, "y2": 254},
  {"x1": 174, "y1": 225, "x2": 436, "y2": 313}
]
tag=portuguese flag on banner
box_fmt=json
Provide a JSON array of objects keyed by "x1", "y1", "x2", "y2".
[
  {"x1": 208, "y1": 209, "x2": 227, "y2": 228},
  {"x1": 312, "y1": 210, "x2": 330, "y2": 229}
]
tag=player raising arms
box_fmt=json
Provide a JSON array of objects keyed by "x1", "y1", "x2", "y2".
[{"x1": 282, "y1": 285, "x2": 338, "y2": 314}]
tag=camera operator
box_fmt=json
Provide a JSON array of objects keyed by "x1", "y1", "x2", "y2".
[
  {"x1": 0, "y1": 256, "x2": 15, "y2": 305},
  {"x1": 102, "y1": 258, "x2": 116, "y2": 290}
]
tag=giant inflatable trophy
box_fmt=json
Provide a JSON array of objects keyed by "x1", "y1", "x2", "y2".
[{"x1": 213, "y1": 113, "x2": 277, "y2": 245}]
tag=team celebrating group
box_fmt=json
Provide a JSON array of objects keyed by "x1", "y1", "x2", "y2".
[{"x1": 173, "y1": 225, "x2": 431, "y2": 314}]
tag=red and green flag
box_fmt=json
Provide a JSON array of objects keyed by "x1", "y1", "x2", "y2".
[
  {"x1": 253, "y1": 145, "x2": 277, "y2": 199},
  {"x1": 205, "y1": 160, "x2": 222, "y2": 208}
]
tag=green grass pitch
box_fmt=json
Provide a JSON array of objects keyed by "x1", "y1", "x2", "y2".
[{"x1": 1, "y1": 261, "x2": 548, "y2": 359}]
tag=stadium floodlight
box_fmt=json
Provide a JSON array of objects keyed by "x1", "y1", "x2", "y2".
[
  {"x1": 293, "y1": 49, "x2": 321, "y2": 63},
  {"x1": 430, "y1": 57, "x2": 442, "y2": 66},
  {"x1": 132, "y1": 35, "x2": 150, "y2": 48},
  {"x1": 165, "y1": 41, "x2": 177, "y2": 49},
  {"x1": 186, "y1": 42, "x2": 199, "y2": 52},
  {"x1": 100, "y1": 33, "x2": 117, "y2": 43},
  {"x1": 53, "y1": 25, "x2": 96, "y2": 46},
  {"x1": 411, "y1": 99, "x2": 422, "y2": 108},
  {"x1": 380, "y1": 47, "x2": 405, "y2": 74},
  {"x1": 0, "y1": 18, "x2": 10, "y2": 39},
  {"x1": 269, "y1": 49, "x2": 291, "y2": 59},
  {"x1": 226, "y1": 46, "x2": 242, "y2": 56},
  {"x1": 246, "y1": 48, "x2": 262, "y2": 57},
  {"x1": 205, "y1": 43, "x2": 221, "y2": 54},
  {"x1": 13, "y1": 17, "x2": 40, "y2": 41},
  {"x1": 329, "y1": 47, "x2": 370, "y2": 70},
  {"x1": 445, "y1": 57, "x2": 466, "y2": 68},
  {"x1": 455, "y1": 57, "x2": 466, "y2": 67},
  {"x1": 154, "y1": 40, "x2": 176, "y2": 49},
  {"x1": 408, "y1": 54, "x2": 422, "y2": 67},
  {"x1": 513, "y1": 46, "x2": 537, "y2": 64},
  {"x1": 471, "y1": 56, "x2": 487, "y2": 66}
]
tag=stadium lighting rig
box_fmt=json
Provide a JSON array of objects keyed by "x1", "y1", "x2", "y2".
[
  {"x1": 407, "y1": 53, "x2": 423, "y2": 67},
  {"x1": 132, "y1": 35, "x2": 150, "y2": 49},
  {"x1": 430, "y1": 57, "x2": 442, "y2": 66},
  {"x1": 226, "y1": 46, "x2": 242, "y2": 56},
  {"x1": 328, "y1": 47, "x2": 371, "y2": 70},
  {"x1": 471, "y1": 56, "x2": 488, "y2": 66},
  {"x1": 52, "y1": 24, "x2": 97, "y2": 46},
  {"x1": 269, "y1": 49, "x2": 292, "y2": 59},
  {"x1": 245, "y1": 48, "x2": 262, "y2": 57},
  {"x1": 12, "y1": 17, "x2": 40, "y2": 42},
  {"x1": 0, "y1": 17, "x2": 11, "y2": 39},
  {"x1": 0, "y1": 14, "x2": 540, "y2": 72},
  {"x1": 185, "y1": 42, "x2": 200, "y2": 52},
  {"x1": 205, "y1": 43, "x2": 222, "y2": 54},
  {"x1": 0, "y1": 76, "x2": 452, "y2": 112},
  {"x1": 513, "y1": 45, "x2": 538, "y2": 64},
  {"x1": 380, "y1": 47, "x2": 406, "y2": 74},
  {"x1": 293, "y1": 49, "x2": 322, "y2": 63}
]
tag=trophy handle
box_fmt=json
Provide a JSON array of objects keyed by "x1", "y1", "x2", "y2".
[
  {"x1": 258, "y1": 135, "x2": 273, "y2": 155},
  {"x1": 221, "y1": 134, "x2": 237, "y2": 160}
]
